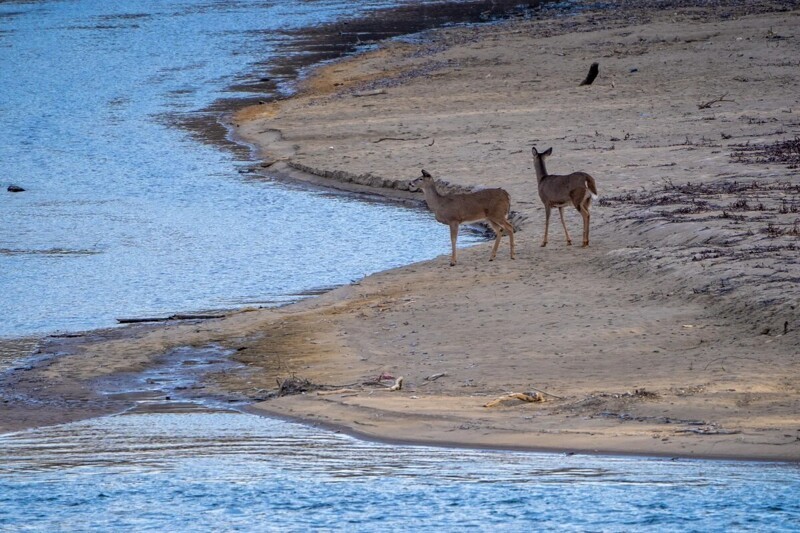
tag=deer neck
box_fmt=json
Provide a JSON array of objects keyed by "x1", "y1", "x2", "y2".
[
  {"x1": 533, "y1": 158, "x2": 548, "y2": 184},
  {"x1": 421, "y1": 181, "x2": 445, "y2": 209}
]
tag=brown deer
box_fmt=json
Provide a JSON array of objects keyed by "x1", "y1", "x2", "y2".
[
  {"x1": 409, "y1": 169, "x2": 515, "y2": 266},
  {"x1": 531, "y1": 146, "x2": 598, "y2": 247}
]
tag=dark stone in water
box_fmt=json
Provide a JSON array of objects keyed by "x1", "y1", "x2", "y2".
[{"x1": 7, "y1": 185, "x2": 25, "y2": 192}]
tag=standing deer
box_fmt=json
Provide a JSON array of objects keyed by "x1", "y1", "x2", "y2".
[
  {"x1": 531, "y1": 146, "x2": 598, "y2": 247},
  {"x1": 409, "y1": 169, "x2": 515, "y2": 266}
]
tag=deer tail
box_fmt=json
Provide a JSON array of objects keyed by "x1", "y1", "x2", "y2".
[{"x1": 585, "y1": 174, "x2": 598, "y2": 199}]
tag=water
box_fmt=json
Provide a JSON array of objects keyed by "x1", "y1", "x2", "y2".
[
  {"x1": 0, "y1": 411, "x2": 798, "y2": 531},
  {"x1": 0, "y1": 0, "x2": 499, "y2": 338}
]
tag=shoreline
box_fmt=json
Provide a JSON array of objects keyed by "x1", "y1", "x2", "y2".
[
  {"x1": 3, "y1": 0, "x2": 799, "y2": 462},
  {"x1": 239, "y1": 403, "x2": 797, "y2": 465}
]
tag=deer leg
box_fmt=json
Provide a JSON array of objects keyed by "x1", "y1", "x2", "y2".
[
  {"x1": 501, "y1": 219, "x2": 516, "y2": 259},
  {"x1": 488, "y1": 221, "x2": 502, "y2": 261},
  {"x1": 541, "y1": 205, "x2": 551, "y2": 247},
  {"x1": 449, "y1": 222, "x2": 459, "y2": 266},
  {"x1": 559, "y1": 207, "x2": 572, "y2": 245},
  {"x1": 581, "y1": 202, "x2": 591, "y2": 247}
]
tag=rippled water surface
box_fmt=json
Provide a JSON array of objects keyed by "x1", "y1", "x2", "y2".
[
  {"x1": 0, "y1": 412, "x2": 798, "y2": 531},
  {"x1": 0, "y1": 0, "x2": 490, "y2": 338}
]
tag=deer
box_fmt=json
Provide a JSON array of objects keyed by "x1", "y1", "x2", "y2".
[
  {"x1": 531, "y1": 146, "x2": 598, "y2": 247},
  {"x1": 409, "y1": 169, "x2": 515, "y2": 266}
]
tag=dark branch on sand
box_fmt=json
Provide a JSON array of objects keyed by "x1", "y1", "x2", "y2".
[
  {"x1": 698, "y1": 93, "x2": 735, "y2": 109},
  {"x1": 116, "y1": 314, "x2": 225, "y2": 324},
  {"x1": 372, "y1": 136, "x2": 430, "y2": 143}
]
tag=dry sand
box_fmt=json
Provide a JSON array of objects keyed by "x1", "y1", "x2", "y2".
[{"x1": 2, "y1": 0, "x2": 798, "y2": 461}]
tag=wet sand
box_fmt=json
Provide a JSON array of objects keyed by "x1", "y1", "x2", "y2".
[{"x1": 2, "y1": 0, "x2": 799, "y2": 461}]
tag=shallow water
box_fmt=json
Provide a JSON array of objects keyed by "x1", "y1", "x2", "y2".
[
  {"x1": 0, "y1": 411, "x2": 798, "y2": 531},
  {"x1": 0, "y1": 0, "x2": 499, "y2": 338}
]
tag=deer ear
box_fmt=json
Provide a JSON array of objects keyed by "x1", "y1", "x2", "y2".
[
  {"x1": 543, "y1": 147, "x2": 553, "y2": 156},
  {"x1": 531, "y1": 146, "x2": 538, "y2": 155},
  {"x1": 421, "y1": 169, "x2": 432, "y2": 178}
]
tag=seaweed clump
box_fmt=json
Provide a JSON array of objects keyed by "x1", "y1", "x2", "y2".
[{"x1": 731, "y1": 137, "x2": 800, "y2": 169}]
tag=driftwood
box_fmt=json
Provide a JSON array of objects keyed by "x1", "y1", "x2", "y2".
[
  {"x1": 116, "y1": 314, "x2": 225, "y2": 324},
  {"x1": 388, "y1": 376, "x2": 404, "y2": 391},
  {"x1": 579, "y1": 62, "x2": 599, "y2": 86},
  {"x1": 317, "y1": 388, "x2": 359, "y2": 396},
  {"x1": 484, "y1": 391, "x2": 545, "y2": 408},
  {"x1": 352, "y1": 89, "x2": 387, "y2": 97}
]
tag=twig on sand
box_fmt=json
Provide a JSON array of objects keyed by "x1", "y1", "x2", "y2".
[
  {"x1": 372, "y1": 136, "x2": 430, "y2": 143},
  {"x1": 362, "y1": 376, "x2": 404, "y2": 390},
  {"x1": 528, "y1": 386, "x2": 565, "y2": 400},
  {"x1": 698, "y1": 93, "x2": 735, "y2": 109},
  {"x1": 703, "y1": 355, "x2": 762, "y2": 371},
  {"x1": 675, "y1": 427, "x2": 741, "y2": 435}
]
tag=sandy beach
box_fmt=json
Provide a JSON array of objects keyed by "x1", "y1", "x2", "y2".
[{"x1": 2, "y1": 0, "x2": 798, "y2": 461}]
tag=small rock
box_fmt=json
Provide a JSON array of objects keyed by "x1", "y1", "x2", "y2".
[{"x1": 7, "y1": 185, "x2": 25, "y2": 192}]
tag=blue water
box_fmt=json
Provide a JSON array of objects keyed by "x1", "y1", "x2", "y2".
[
  {"x1": 0, "y1": 0, "x2": 482, "y2": 338},
  {"x1": 0, "y1": 412, "x2": 798, "y2": 531}
]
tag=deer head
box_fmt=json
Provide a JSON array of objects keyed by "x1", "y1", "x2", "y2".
[
  {"x1": 531, "y1": 146, "x2": 553, "y2": 183},
  {"x1": 409, "y1": 169, "x2": 434, "y2": 192},
  {"x1": 531, "y1": 146, "x2": 553, "y2": 159}
]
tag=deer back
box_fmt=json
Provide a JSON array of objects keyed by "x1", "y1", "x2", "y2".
[
  {"x1": 538, "y1": 172, "x2": 592, "y2": 204},
  {"x1": 439, "y1": 188, "x2": 510, "y2": 223}
]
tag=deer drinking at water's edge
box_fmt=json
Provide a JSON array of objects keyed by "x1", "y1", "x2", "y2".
[
  {"x1": 531, "y1": 146, "x2": 598, "y2": 247},
  {"x1": 409, "y1": 169, "x2": 515, "y2": 266}
]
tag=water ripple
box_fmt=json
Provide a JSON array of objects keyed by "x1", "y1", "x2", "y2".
[
  {"x1": 1, "y1": 412, "x2": 799, "y2": 530},
  {"x1": 0, "y1": 0, "x2": 484, "y2": 338}
]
